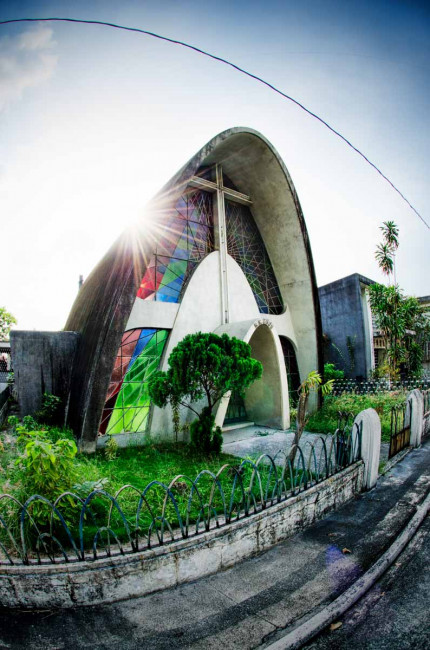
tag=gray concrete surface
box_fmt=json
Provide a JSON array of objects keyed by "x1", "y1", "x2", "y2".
[
  {"x1": 303, "y1": 508, "x2": 430, "y2": 649},
  {"x1": 0, "y1": 438, "x2": 428, "y2": 649},
  {"x1": 10, "y1": 330, "x2": 79, "y2": 421}
]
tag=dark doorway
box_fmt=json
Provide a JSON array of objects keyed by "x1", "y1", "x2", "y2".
[{"x1": 280, "y1": 337, "x2": 301, "y2": 405}]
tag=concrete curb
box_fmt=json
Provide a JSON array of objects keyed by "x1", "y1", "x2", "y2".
[
  {"x1": 380, "y1": 446, "x2": 412, "y2": 475},
  {"x1": 264, "y1": 490, "x2": 430, "y2": 650}
]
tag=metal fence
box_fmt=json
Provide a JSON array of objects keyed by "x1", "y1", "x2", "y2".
[
  {"x1": 0, "y1": 426, "x2": 362, "y2": 566},
  {"x1": 331, "y1": 378, "x2": 430, "y2": 396},
  {"x1": 0, "y1": 344, "x2": 11, "y2": 384},
  {"x1": 388, "y1": 400, "x2": 412, "y2": 459}
]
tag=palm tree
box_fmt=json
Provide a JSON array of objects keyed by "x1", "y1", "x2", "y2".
[
  {"x1": 378, "y1": 221, "x2": 399, "y2": 284},
  {"x1": 375, "y1": 243, "x2": 394, "y2": 277}
]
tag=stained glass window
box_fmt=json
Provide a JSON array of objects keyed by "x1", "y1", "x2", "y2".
[
  {"x1": 225, "y1": 200, "x2": 284, "y2": 315},
  {"x1": 280, "y1": 337, "x2": 301, "y2": 406},
  {"x1": 99, "y1": 329, "x2": 169, "y2": 435},
  {"x1": 137, "y1": 189, "x2": 214, "y2": 302},
  {"x1": 100, "y1": 189, "x2": 215, "y2": 436}
]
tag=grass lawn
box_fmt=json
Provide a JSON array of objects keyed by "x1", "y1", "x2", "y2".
[{"x1": 0, "y1": 423, "x2": 278, "y2": 553}]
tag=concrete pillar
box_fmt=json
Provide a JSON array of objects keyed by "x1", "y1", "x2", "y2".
[
  {"x1": 408, "y1": 389, "x2": 424, "y2": 448},
  {"x1": 354, "y1": 408, "x2": 381, "y2": 490}
]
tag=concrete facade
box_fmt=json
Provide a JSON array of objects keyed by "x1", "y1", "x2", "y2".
[
  {"x1": 64, "y1": 128, "x2": 322, "y2": 449},
  {"x1": 9, "y1": 331, "x2": 79, "y2": 423},
  {"x1": 319, "y1": 273, "x2": 375, "y2": 379}
]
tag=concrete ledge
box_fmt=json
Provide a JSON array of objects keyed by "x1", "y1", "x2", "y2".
[{"x1": 0, "y1": 462, "x2": 363, "y2": 609}]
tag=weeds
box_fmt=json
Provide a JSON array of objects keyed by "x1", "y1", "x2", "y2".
[{"x1": 302, "y1": 391, "x2": 406, "y2": 441}]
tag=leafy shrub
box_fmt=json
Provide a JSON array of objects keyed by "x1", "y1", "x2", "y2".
[
  {"x1": 35, "y1": 393, "x2": 63, "y2": 426},
  {"x1": 323, "y1": 363, "x2": 345, "y2": 381},
  {"x1": 190, "y1": 407, "x2": 223, "y2": 454},
  {"x1": 7, "y1": 415, "x2": 19, "y2": 433},
  {"x1": 72, "y1": 477, "x2": 109, "y2": 499},
  {"x1": 22, "y1": 415, "x2": 38, "y2": 431},
  {"x1": 306, "y1": 391, "x2": 406, "y2": 440},
  {"x1": 15, "y1": 435, "x2": 78, "y2": 526}
]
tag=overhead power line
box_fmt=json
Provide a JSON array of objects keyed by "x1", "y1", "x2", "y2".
[{"x1": 1, "y1": 16, "x2": 428, "y2": 230}]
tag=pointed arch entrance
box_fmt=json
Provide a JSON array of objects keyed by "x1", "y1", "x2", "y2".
[{"x1": 214, "y1": 319, "x2": 289, "y2": 430}]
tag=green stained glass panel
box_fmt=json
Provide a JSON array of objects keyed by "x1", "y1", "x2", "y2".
[{"x1": 104, "y1": 329, "x2": 169, "y2": 435}]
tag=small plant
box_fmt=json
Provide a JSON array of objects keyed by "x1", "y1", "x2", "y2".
[
  {"x1": 15, "y1": 436, "x2": 77, "y2": 523},
  {"x1": 289, "y1": 371, "x2": 333, "y2": 463},
  {"x1": 7, "y1": 415, "x2": 19, "y2": 433},
  {"x1": 6, "y1": 371, "x2": 14, "y2": 385},
  {"x1": 22, "y1": 415, "x2": 38, "y2": 431},
  {"x1": 35, "y1": 393, "x2": 63, "y2": 426},
  {"x1": 72, "y1": 477, "x2": 109, "y2": 499},
  {"x1": 105, "y1": 435, "x2": 119, "y2": 461},
  {"x1": 323, "y1": 363, "x2": 344, "y2": 382}
]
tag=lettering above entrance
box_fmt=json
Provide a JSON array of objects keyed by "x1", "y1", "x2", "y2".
[{"x1": 253, "y1": 318, "x2": 273, "y2": 329}]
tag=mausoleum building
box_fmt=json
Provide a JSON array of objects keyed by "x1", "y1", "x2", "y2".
[{"x1": 65, "y1": 128, "x2": 322, "y2": 451}]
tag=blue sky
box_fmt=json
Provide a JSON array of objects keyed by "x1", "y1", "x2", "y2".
[{"x1": 1, "y1": 0, "x2": 429, "y2": 329}]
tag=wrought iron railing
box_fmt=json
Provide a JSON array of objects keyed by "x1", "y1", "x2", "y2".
[
  {"x1": 0, "y1": 345, "x2": 11, "y2": 384},
  {"x1": 388, "y1": 400, "x2": 412, "y2": 459},
  {"x1": 331, "y1": 378, "x2": 430, "y2": 396},
  {"x1": 0, "y1": 427, "x2": 362, "y2": 566}
]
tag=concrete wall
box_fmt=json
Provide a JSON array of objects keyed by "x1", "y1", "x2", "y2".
[
  {"x1": 10, "y1": 331, "x2": 80, "y2": 422},
  {"x1": 319, "y1": 274, "x2": 372, "y2": 379},
  {"x1": 0, "y1": 461, "x2": 363, "y2": 609}
]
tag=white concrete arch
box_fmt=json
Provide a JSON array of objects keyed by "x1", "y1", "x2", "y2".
[{"x1": 214, "y1": 319, "x2": 289, "y2": 430}]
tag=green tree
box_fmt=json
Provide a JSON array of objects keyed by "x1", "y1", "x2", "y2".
[
  {"x1": 0, "y1": 307, "x2": 17, "y2": 340},
  {"x1": 148, "y1": 332, "x2": 263, "y2": 453},
  {"x1": 369, "y1": 221, "x2": 429, "y2": 379}
]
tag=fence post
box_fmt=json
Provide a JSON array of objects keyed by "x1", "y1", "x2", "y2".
[
  {"x1": 354, "y1": 408, "x2": 381, "y2": 490},
  {"x1": 408, "y1": 389, "x2": 424, "y2": 448}
]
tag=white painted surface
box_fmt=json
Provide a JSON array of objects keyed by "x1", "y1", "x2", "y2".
[
  {"x1": 354, "y1": 408, "x2": 381, "y2": 490},
  {"x1": 408, "y1": 389, "x2": 424, "y2": 447}
]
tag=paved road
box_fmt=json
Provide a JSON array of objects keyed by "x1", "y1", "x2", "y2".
[
  {"x1": 303, "y1": 514, "x2": 430, "y2": 649},
  {"x1": 0, "y1": 440, "x2": 428, "y2": 650}
]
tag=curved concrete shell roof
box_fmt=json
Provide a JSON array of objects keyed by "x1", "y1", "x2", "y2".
[{"x1": 65, "y1": 127, "x2": 322, "y2": 449}]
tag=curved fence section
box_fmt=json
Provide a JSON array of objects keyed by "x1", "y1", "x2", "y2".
[{"x1": 0, "y1": 427, "x2": 362, "y2": 566}]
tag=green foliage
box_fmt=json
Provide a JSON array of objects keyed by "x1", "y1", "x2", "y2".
[
  {"x1": 72, "y1": 477, "x2": 109, "y2": 499},
  {"x1": 368, "y1": 283, "x2": 427, "y2": 379},
  {"x1": 370, "y1": 220, "x2": 429, "y2": 379},
  {"x1": 290, "y1": 371, "x2": 333, "y2": 462},
  {"x1": 305, "y1": 391, "x2": 406, "y2": 441},
  {"x1": 22, "y1": 415, "x2": 37, "y2": 431},
  {"x1": 35, "y1": 393, "x2": 63, "y2": 426},
  {"x1": 190, "y1": 407, "x2": 223, "y2": 455},
  {"x1": 323, "y1": 363, "x2": 344, "y2": 381},
  {"x1": 0, "y1": 307, "x2": 17, "y2": 340},
  {"x1": 7, "y1": 415, "x2": 19, "y2": 433},
  {"x1": 15, "y1": 434, "x2": 77, "y2": 524},
  {"x1": 105, "y1": 435, "x2": 119, "y2": 461},
  {"x1": 375, "y1": 221, "x2": 399, "y2": 278},
  {"x1": 149, "y1": 332, "x2": 262, "y2": 453}
]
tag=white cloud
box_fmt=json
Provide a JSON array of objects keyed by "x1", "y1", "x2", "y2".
[
  {"x1": 18, "y1": 26, "x2": 56, "y2": 51},
  {"x1": 0, "y1": 25, "x2": 57, "y2": 110}
]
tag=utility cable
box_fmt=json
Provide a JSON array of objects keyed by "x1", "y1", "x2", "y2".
[{"x1": 1, "y1": 16, "x2": 428, "y2": 230}]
